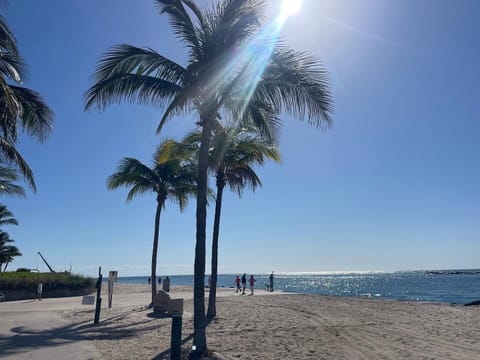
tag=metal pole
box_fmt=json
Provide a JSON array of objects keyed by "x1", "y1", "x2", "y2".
[
  {"x1": 170, "y1": 314, "x2": 182, "y2": 360},
  {"x1": 108, "y1": 278, "x2": 112, "y2": 308},
  {"x1": 94, "y1": 266, "x2": 102, "y2": 325}
]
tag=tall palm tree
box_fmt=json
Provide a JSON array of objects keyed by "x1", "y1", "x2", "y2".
[
  {"x1": 0, "y1": 12, "x2": 54, "y2": 190},
  {"x1": 208, "y1": 126, "x2": 280, "y2": 317},
  {"x1": 176, "y1": 125, "x2": 280, "y2": 317},
  {"x1": 85, "y1": 1, "x2": 332, "y2": 354},
  {"x1": 107, "y1": 140, "x2": 196, "y2": 306}
]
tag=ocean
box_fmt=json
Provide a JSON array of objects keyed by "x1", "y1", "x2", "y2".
[{"x1": 115, "y1": 270, "x2": 480, "y2": 305}]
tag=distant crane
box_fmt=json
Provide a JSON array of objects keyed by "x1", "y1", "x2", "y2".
[{"x1": 37, "y1": 252, "x2": 55, "y2": 273}]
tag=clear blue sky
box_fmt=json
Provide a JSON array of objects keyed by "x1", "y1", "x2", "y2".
[{"x1": 3, "y1": 0, "x2": 479, "y2": 276}]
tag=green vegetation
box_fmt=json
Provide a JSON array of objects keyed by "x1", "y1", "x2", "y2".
[{"x1": 0, "y1": 272, "x2": 95, "y2": 292}]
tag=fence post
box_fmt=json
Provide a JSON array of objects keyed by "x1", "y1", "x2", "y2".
[
  {"x1": 170, "y1": 314, "x2": 182, "y2": 360},
  {"x1": 94, "y1": 266, "x2": 102, "y2": 325}
]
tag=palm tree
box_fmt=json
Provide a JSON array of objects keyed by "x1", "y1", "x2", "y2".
[
  {"x1": 85, "y1": 1, "x2": 332, "y2": 354},
  {"x1": 209, "y1": 126, "x2": 280, "y2": 317},
  {"x1": 107, "y1": 140, "x2": 196, "y2": 306},
  {"x1": 0, "y1": 230, "x2": 20, "y2": 271},
  {"x1": 176, "y1": 125, "x2": 280, "y2": 317},
  {"x1": 1, "y1": 243, "x2": 21, "y2": 271},
  {"x1": 0, "y1": 12, "x2": 54, "y2": 189}
]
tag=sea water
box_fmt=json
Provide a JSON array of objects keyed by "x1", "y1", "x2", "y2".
[{"x1": 115, "y1": 270, "x2": 480, "y2": 305}]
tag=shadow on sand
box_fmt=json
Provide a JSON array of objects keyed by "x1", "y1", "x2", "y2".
[
  {"x1": 0, "y1": 313, "x2": 158, "y2": 358},
  {"x1": 151, "y1": 316, "x2": 215, "y2": 360}
]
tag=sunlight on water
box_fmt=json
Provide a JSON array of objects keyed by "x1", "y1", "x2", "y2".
[{"x1": 117, "y1": 271, "x2": 480, "y2": 305}]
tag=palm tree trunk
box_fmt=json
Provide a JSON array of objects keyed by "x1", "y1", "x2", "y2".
[
  {"x1": 192, "y1": 117, "x2": 214, "y2": 356},
  {"x1": 151, "y1": 200, "x2": 162, "y2": 307},
  {"x1": 4, "y1": 262, "x2": 10, "y2": 272},
  {"x1": 207, "y1": 176, "x2": 225, "y2": 318}
]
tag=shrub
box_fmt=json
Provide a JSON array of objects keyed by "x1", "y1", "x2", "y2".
[{"x1": 0, "y1": 272, "x2": 95, "y2": 292}]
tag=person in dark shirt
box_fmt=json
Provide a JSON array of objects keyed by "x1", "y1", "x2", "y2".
[{"x1": 241, "y1": 273, "x2": 247, "y2": 295}]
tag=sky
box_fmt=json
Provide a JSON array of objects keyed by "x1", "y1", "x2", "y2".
[{"x1": 2, "y1": 0, "x2": 479, "y2": 277}]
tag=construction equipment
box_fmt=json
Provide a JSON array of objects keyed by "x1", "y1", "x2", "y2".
[{"x1": 37, "y1": 252, "x2": 55, "y2": 273}]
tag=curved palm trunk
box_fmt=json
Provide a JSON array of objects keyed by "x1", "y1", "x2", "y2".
[
  {"x1": 192, "y1": 118, "x2": 214, "y2": 356},
  {"x1": 207, "y1": 174, "x2": 225, "y2": 318},
  {"x1": 4, "y1": 262, "x2": 10, "y2": 272},
  {"x1": 150, "y1": 199, "x2": 162, "y2": 307}
]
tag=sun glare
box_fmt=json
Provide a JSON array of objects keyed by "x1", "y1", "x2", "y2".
[{"x1": 281, "y1": 0, "x2": 303, "y2": 18}]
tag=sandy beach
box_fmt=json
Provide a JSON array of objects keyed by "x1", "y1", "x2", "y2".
[{"x1": 1, "y1": 283, "x2": 479, "y2": 359}]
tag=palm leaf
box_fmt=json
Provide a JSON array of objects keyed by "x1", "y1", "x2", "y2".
[
  {"x1": 85, "y1": 73, "x2": 182, "y2": 111},
  {"x1": 257, "y1": 47, "x2": 333, "y2": 128},
  {"x1": 0, "y1": 137, "x2": 35, "y2": 191},
  {"x1": 93, "y1": 44, "x2": 186, "y2": 84},
  {"x1": 9, "y1": 85, "x2": 54, "y2": 142},
  {"x1": 0, "y1": 15, "x2": 26, "y2": 79},
  {"x1": 155, "y1": 0, "x2": 202, "y2": 60}
]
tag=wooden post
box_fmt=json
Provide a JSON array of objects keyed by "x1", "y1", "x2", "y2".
[
  {"x1": 94, "y1": 266, "x2": 102, "y2": 325},
  {"x1": 170, "y1": 314, "x2": 182, "y2": 360}
]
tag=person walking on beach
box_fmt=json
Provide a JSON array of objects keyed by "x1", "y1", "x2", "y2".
[
  {"x1": 148, "y1": 277, "x2": 151, "y2": 285},
  {"x1": 235, "y1": 275, "x2": 241, "y2": 293},
  {"x1": 241, "y1": 273, "x2": 247, "y2": 295},
  {"x1": 158, "y1": 276, "x2": 162, "y2": 285},
  {"x1": 269, "y1": 271, "x2": 274, "y2": 292},
  {"x1": 37, "y1": 281, "x2": 43, "y2": 301},
  {"x1": 249, "y1": 275, "x2": 256, "y2": 295}
]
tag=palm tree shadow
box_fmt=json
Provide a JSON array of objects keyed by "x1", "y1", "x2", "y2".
[
  {"x1": 151, "y1": 332, "x2": 193, "y2": 360},
  {"x1": 0, "y1": 317, "x2": 160, "y2": 357},
  {"x1": 151, "y1": 316, "x2": 215, "y2": 359}
]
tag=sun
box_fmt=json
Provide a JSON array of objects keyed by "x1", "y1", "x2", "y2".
[{"x1": 281, "y1": 0, "x2": 303, "y2": 18}]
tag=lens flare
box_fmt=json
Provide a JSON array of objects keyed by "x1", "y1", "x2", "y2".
[{"x1": 281, "y1": 0, "x2": 303, "y2": 18}]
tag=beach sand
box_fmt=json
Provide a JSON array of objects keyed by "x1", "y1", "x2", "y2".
[{"x1": 57, "y1": 283, "x2": 480, "y2": 359}]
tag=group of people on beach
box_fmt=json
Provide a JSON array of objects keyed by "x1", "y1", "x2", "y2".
[{"x1": 235, "y1": 272, "x2": 274, "y2": 295}]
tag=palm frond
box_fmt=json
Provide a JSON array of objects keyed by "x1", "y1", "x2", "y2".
[
  {"x1": 155, "y1": 0, "x2": 202, "y2": 61},
  {"x1": 0, "y1": 15, "x2": 26, "y2": 79},
  {"x1": 107, "y1": 157, "x2": 157, "y2": 192},
  {"x1": 257, "y1": 46, "x2": 333, "y2": 128},
  {"x1": 207, "y1": 0, "x2": 264, "y2": 52},
  {"x1": 125, "y1": 181, "x2": 157, "y2": 202},
  {"x1": 93, "y1": 44, "x2": 186, "y2": 85},
  {"x1": 0, "y1": 137, "x2": 35, "y2": 191},
  {"x1": 155, "y1": 88, "x2": 194, "y2": 134},
  {"x1": 9, "y1": 85, "x2": 54, "y2": 142},
  {"x1": 0, "y1": 204, "x2": 17, "y2": 226},
  {"x1": 85, "y1": 73, "x2": 182, "y2": 111},
  {"x1": 225, "y1": 164, "x2": 261, "y2": 195}
]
